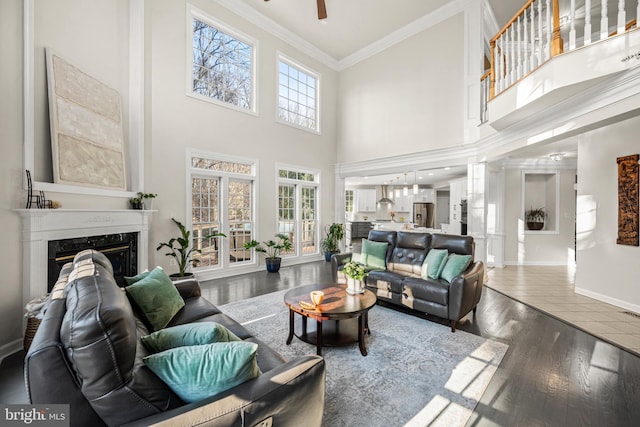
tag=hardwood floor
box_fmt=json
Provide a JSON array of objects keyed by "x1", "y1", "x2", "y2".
[{"x1": 3, "y1": 261, "x2": 640, "y2": 427}]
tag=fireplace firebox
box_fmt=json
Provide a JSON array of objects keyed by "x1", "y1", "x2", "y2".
[{"x1": 47, "y1": 233, "x2": 138, "y2": 291}]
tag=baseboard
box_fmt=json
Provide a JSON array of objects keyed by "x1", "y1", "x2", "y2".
[
  {"x1": 0, "y1": 338, "x2": 23, "y2": 363},
  {"x1": 504, "y1": 260, "x2": 576, "y2": 266},
  {"x1": 575, "y1": 287, "x2": 640, "y2": 315}
]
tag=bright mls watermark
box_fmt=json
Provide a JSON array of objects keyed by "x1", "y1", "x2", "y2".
[{"x1": 1, "y1": 405, "x2": 69, "y2": 426}]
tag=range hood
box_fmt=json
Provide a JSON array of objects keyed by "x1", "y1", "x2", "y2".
[{"x1": 378, "y1": 186, "x2": 394, "y2": 205}]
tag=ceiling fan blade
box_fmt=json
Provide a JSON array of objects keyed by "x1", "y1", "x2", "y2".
[{"x1": 317, "y1": 0, "x2": 327, "y2": 20}]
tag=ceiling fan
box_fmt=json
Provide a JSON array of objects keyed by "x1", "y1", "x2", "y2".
[{"x1": 263, "y1": 0, "x2": 327, "y2": 20}]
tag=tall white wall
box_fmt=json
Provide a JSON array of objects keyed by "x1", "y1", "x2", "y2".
[
  {"x1": 503, "y1": 168, "x2": 577, "y2": 265},
  {"x1": 147, "y1": 0, "x2": 338, "y2": 269},
  {"x1": 576, "y1": 116, "x2": 640, "y2": 312},
  {"x1": 336, "y1": 13, "x2": 464, "y2": 163}
]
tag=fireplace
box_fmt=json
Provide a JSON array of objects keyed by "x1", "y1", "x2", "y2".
[
  {"x1": 16, "y1": 209, "x2": 153, "y2": 302},
  {"x1": 48, "y1": 233, "x2": 138, "y2": 290}
]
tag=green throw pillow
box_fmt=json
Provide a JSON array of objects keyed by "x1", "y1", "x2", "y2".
[
  {"x1": 125, "y1": 267, "x2": 185, "y2": 331},
  {"x1": 362, "y1": 239, "x2": 388, "y2": 270},
  {"x1": 143, "y1": 342, "x2": 261, "y2": 403},
  {"x1": 440, "y1": 254, "x2": 472, "y2": 283},
  {"x1": 124, "y1": 269, "x2": 150, "y2": 285},
  {"x1": 421, "y1": 249, "x2": 449, "y2": 280},
  {"x1": 141, "y1": 322, "x2": 241, "y2": 353}
]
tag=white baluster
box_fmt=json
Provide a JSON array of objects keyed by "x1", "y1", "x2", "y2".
[
  {"x1": 494, "y1": 37, "x2": 501, "y2": 94},
  {"x1": 546, "y1": 0, "x2": 552, "y2": 60},
  {"x1": 524, "y1": 10, "x2": 530, "y2": 73},
  {"x1": 569, "y1": 0, "x2": 576, "y2": 49},
  {"x1": 498, "y1": 38, "x2": 504, "y2": 93},
  {"x1": 601, "y1": 0, "x2": 608, "y2": 40},
  {"x1": 517, "y1": 16, "x2": 522, "y2": 79},
  {"x1": 510, "y1": 25, "x2": 516, "y2": 83},
  {"x1": 538, "y1": 0, "x2": 544, "y2": 64},
  {"x1": 585, "y1": 0, "x2": 592, "y2": 45},
  {"x1": 530, "y1": 4, "x2": 536, "y2": 69},
  {"x1": 618, "y1": 0, "x2": 626, "y2": 34},
  {"x1": 506, "y1": 27, "x2": 512, "y2": 86}
]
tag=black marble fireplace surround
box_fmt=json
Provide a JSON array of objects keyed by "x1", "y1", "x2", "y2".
[{"x1": 47, "y1": 233, "x2": 138, "y2": 291}]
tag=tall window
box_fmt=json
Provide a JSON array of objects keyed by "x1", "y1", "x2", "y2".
[
  {"x1": 277, "y1": 166, "x2": 320, "y2": 257},
  {"x1": 190, "y1": 151, "x2": 256, "y2": 271},
  {"x1": 345, "y1": 189, "x2": 354, "y2": 213},
  {"x1": 189, "y1": 6, "x2": 256, "y2": 112},
  {"x1": 277, "y1": 54, "x2": 320, "y2": 133}
]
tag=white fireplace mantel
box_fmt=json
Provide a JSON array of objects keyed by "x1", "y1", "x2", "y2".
[{"x1": 16, "y1": 209, "x2": 154, "y2": 303}]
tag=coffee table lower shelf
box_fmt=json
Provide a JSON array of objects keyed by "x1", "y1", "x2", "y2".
[{"x1": 288, "y1": 315, "x2": 370, "y2": 356}]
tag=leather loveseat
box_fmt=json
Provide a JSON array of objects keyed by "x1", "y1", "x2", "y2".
[
  {"x1": 25, "y1": 249, "x2": 325, "y2": 427},
  {"x1": 331, "y1": 230, "x2": 484, "y2": 332}
]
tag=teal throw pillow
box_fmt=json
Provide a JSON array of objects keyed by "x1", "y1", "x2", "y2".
[
  {"x1": 142, "y1": 322, "x2": 241, "y2": 353},
  {"x1": 421, "y1": 249, "x2": 449, "y2": 280},
  {"x1": 361, "y1": 239, "x2": 388, "y2": 270},
  {"x1": 143, "y1": 342, "x2": 261, "y2": 403},
  {"x1": 440, "y1": 254, "x2": 472, "y2": 283},
  {"x1": 125, "y1": 267, "x2": 185, "y2": 331},
  {"x1": 124, "y1": 269, "x2": 150, "y2": 285}
]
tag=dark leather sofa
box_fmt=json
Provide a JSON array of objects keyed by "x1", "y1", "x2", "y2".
[
  {"x1": 25, "y1": 250, "x2": 325, "y2": 427},
  {"x1": 331, "y1": 230, "x2": 484, "y2": 332}
]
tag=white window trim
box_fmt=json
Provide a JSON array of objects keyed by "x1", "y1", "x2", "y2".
[
  {"x1": 186, "y1": 4, "x2": 259, "y2": 116},
  {"x1": 275, "y1": 51, "x2": 321, "y2": 135},
  {"x1": 275, "y1": 163, "x2": 321, "y2": 258},
  {"x1": 186, "y1": 148, "x2": 259, "y2": 276}
]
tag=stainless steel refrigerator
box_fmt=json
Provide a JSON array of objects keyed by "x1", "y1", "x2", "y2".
[{"x1": 413, "y1": 203, "x2": 434, "y2": 228}]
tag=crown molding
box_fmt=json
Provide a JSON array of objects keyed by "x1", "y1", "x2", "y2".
[
  {"x1": 214, "y1": 0, "x2": 472, "y2": 72},
  {"x1": 213, "y1": 0, "x2": 340, "y2": 70},
  {"x1": 335, "y1": 143, "x2": 477, "y2": 179},
  {"x1": 337, "y1": 0, "x2": 468, "y2": 71}
]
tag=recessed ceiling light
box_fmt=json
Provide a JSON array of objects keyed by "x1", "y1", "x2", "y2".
[
  {"x1": 444, "y1": 167, "x2": 451, "y2": 170},
  {"x1": 428, "y1": 172, "x2": 434, "y2": 176}
]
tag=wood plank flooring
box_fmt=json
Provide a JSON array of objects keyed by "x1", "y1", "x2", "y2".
[{"x1": 2, "y1": 261, "x2": 640, "y2": 426}]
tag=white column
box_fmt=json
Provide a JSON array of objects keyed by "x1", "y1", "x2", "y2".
[
  {"x1": 467, "y1": 162, "x2": 487, "y2": 265},
  {"x1": 485, "y1": 166, "x2": 505, "y2": 268},
  {"x1": 569, "y1": 0, "x2": 576, "y2": 49},
  {"x1": 601, "y1": 0, "x2": 609, "y2": 40},
  {"x1": 546, "y1": 0, "x2": 552, "y2": 60},
  {"x1": 585, "y1": 0, "x2": 592, "y2": 45},
  {"x1": 529, "y1": 5, "x2": 536, "y2": 69},
  {"x1": 618, "y1": 0, "x2": 626, "y2": 34}
]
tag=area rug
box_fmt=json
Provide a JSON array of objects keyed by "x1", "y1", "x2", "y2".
[{"x1": 220, "y1": 290, "x2": 508, "y2": 427}]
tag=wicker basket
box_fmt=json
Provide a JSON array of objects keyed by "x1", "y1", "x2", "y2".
[{"x1": 23, "y1": 316, "x2": 42, "y2": 352}]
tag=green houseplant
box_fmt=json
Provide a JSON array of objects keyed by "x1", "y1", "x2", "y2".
[
  {"x1": 320, "y1": 223, "x2": 344, "y2": 262},
  {"x1": 138, "y1": 192, "x2": 157, "y2": 210},
  {"x1": 343, "y1": 261, "x2": 368, "y2": 294},
  {"x1": 525, "y1": 207, "x2": 547, "y2": 230},
  {"x1": 244, "y1": 234, "x2": 292, "y2": 273},
  {"x1": 156, "y1": 218, "x2": 226, "y2": 278}
]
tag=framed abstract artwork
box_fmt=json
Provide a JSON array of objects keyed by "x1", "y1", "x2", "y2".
[
  {"x1": 617, "y1": 154, "x2": 639, "y2": 246},
  {"x1": 46, "y1": 49, "x2": 127, "y2": 190}
]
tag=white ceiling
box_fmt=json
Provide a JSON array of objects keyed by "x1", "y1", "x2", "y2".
[{"x1": 233, "y1": 0, "x2": 577, "y2": 186}]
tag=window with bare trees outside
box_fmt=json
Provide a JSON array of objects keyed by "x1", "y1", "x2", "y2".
[
  {"x1": 189, "y1": 6, "x2": 256, "y2": 113},
  {"x1": 277, "y1": 54, "x2": 319, "y2": 133},
  {"x1": 190, "y1": 151, "x2": 256, "y2": 272}
]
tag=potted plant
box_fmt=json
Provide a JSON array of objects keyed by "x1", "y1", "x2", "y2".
[
  {"x1": 244, "y1": 234, "x2": 292, "y2": 273},
  {"x1": 137, "y1": 192, "x2": 157, "y2": 210},
  {"x1": 129, "y1": 197, "x2": 143, "y2": 210},
  {"x1": 320, "y1": 223, "x2": 344, "y2": 262},
  {"x1": 343, "y1": 261, "x2": 367, "y2": 294},
  {"x1": 525, "y1": 207, "x2": 547, "y2": 230},
  {"x1": 156, "y1": 218, "x2": 226, "y2": 279}
]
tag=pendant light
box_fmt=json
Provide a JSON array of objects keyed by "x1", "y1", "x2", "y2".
[
  {"x1": 395, "y1": 177, "x2": 401, "y2": 198},
  {"x1": 413, "y1": 171, "x2": 419, "y2": 195},
  {"x1": 403, "y1": 173, "x2": 408, "y2": 196}
]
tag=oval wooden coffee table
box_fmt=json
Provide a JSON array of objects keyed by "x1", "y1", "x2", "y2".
[{"x1": 284, "y1": 283, "x2": 376, "y2": 356}]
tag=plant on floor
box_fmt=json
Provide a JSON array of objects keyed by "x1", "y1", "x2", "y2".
[
  {"x1": 244, "y1": 234, "x2": 292, "y2": 272},
  {"x1": 156, "y1": 218, "x2": 226, "y2": 278},
  {"x1": 320, "y1": 223, "x2": 344, "y2": 262}
]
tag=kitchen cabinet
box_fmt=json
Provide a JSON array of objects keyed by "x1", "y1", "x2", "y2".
[
  {"x1": 393, "y1": 194, "x2": 412, "y2": 212},
  {"x1": 414, "y1": 188, "x2": 434, "y2": 203},
  {"x1": 356, "y1": 189, "x2": 377, "y2": 212}
]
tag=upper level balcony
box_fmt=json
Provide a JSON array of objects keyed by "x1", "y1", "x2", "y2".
[{"x1": 481, "y1": 0, "x2": 640, "y2": 131}]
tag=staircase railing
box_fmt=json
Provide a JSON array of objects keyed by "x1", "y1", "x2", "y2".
[{"x1": 486, "y1": 0, "x2": 640, "y2": 104}]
